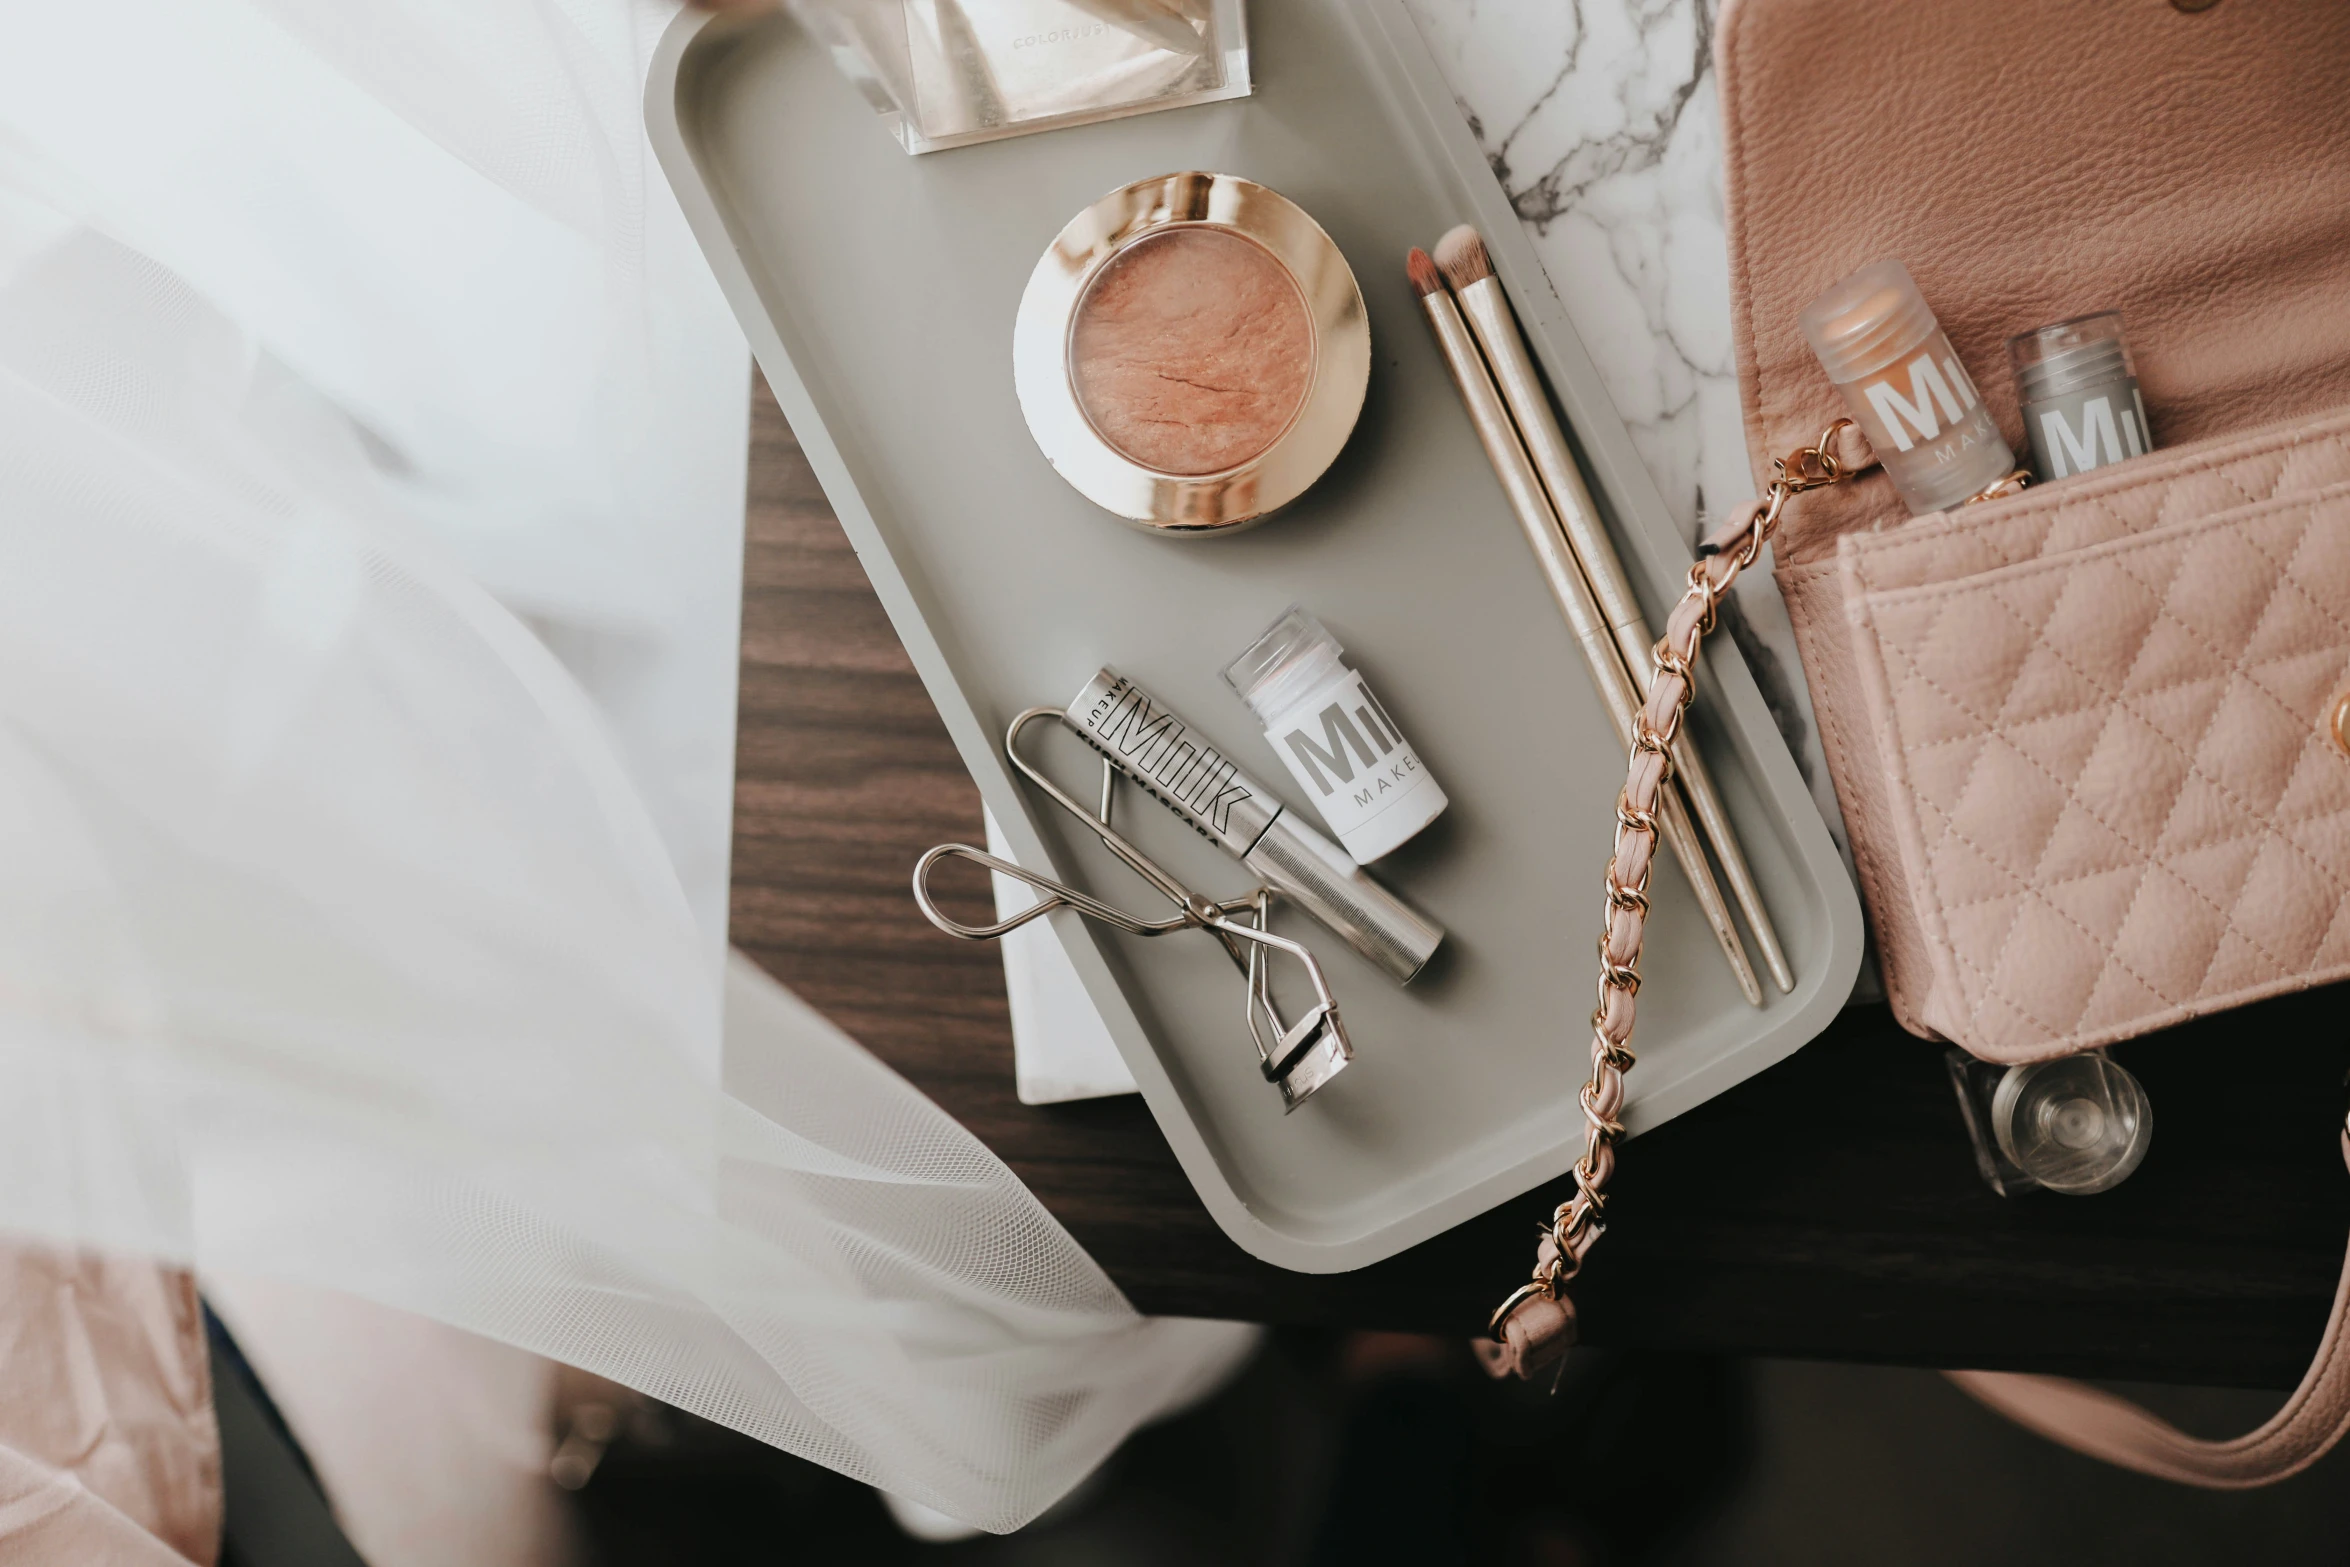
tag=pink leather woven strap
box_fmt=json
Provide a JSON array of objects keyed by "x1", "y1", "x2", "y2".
[
  {"x1": 1944, "y1": 1132, "x2": 2350, "y2": 1488},
  {"x1": 1483, "y1": 424, "x2": 1872, "y2": 1381}
]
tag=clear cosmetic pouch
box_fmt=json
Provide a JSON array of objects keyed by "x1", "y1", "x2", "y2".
[{"x1": 786, "y1": 0, "x2": 1251, "y2": 153}]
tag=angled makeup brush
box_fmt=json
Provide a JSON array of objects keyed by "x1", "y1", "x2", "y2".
[
  {"x1": 1410, "y1": 247, "x2": 1762, "y2": 1007},
  {"x1": 1433, "y1": 225, "x2": 1793, "y2": 996}
]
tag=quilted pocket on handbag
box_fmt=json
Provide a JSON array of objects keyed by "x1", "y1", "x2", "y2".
[{"x1": 1839, "y1": 473, "x2": 2350, "y2": 1060}]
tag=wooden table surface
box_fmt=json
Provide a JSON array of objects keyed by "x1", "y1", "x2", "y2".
[{"x1": 729, "y1": 377, "x2": 2350, "y2": 1390}]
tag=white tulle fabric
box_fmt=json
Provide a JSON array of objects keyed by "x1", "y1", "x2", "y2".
[{"x1": 0, "y1": 0, "x2": 1251, "y2": 1534}]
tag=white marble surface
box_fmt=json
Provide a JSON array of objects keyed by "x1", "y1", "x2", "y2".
[{"x1": 1404, "y1": 0, "x2": 1748, "y2": 538}]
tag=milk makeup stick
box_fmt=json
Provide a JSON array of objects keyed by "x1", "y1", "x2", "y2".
[
  {"x1": 1801, "y1": 260, "x2": 2016, "y2": 514},
  {"x1": 1224, "y1": 608, "x2": 1448, "y2": 864},
  {"x1": 2009, "y1": 313, "x2": 2152, "y2": 481}
]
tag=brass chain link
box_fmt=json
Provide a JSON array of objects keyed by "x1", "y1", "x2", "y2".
[{"x1": 1490, "y1": 420, "x2": 1862, "y2": 1341}]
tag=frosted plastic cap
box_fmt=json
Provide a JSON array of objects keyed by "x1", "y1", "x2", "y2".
[
  {"x1": 1224, "y1": 605, "x2": 1346, "y2": 725},
  {"x1": 2010, "y1": 312, "x2": 2133, "y2": 404},
  {"x1": 1800, "y1": 259, "x2": 1940, "y2": 386}
]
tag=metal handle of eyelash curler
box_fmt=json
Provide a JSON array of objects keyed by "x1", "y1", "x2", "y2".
[
  {"x1": 912, "y1": 837, "x2": 1352, "y2": 1108},
  {"x1": 910, "y1": 708, "x2": 1361, "y2": 1110}
]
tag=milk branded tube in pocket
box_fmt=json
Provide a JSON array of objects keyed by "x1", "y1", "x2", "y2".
[
  {"x1": 1800, "y1": 259, "x2": 2017, "y2": 514},
  {"x1": 1223, "y1": 607, "x2": 1448, "y2": 863},
  {"x1": 2009, "y1": 313, "x2": 2153, "y2": 482}
]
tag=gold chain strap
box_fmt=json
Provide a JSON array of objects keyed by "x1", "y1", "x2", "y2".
[{"x1": 1486, "y1": 420, "x2": 1864, "y2": 1353}]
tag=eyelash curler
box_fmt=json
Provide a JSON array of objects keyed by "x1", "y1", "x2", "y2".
[{"x1": 914, "y1": 705, "x2": 1355, "y2": 1111}]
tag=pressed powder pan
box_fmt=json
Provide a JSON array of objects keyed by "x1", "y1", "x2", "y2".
[
  {"x1": 1072, "y1": 227, "x2": 1308, "y2": 476},
  {"x1": 1015, "y1": 172, "x2": 1370, "y2": 534}
]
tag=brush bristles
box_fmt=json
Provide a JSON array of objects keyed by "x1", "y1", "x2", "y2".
[
  {"x1": 1405, "y1": 247, "x2": 1447, "y2": 298},
  {"x1": 1433, "y1": 226, "x2": 1494, "y2": 291}
]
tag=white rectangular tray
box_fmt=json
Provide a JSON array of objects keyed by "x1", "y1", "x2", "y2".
[{"x1": 649, "y1": 0, "x2": 1863, "y2": 1273}]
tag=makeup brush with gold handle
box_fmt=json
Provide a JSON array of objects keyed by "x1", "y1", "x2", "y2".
[
  {"x1": 1409, "y1": 248, "x2": 1763, "y2": 1007},
  {"x1": 1433, "y1": 226, "x2": 1794, "y2": 997}
]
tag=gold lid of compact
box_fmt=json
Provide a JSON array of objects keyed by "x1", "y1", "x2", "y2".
[{"x1": 1014, "y1": 172, "x2": 1370, "y2": 535}]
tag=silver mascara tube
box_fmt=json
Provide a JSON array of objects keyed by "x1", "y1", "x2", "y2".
[{"x1": 1066, "y1": 669, "x2": 1444, "y2": 984}]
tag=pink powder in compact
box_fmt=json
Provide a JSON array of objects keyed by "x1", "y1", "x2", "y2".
[{"x1": 1068, "y1": 227, "x2": 1314, "y2": 476}]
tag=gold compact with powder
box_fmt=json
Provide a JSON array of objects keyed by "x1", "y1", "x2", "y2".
[{"x1": 1014, "y1": 172, "x2": 1370, "y2": 534}]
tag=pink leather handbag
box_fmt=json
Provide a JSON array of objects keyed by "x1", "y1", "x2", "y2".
[{"x1": 1486, "y1": 0, "x2": 2350, "y2": 1487}]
